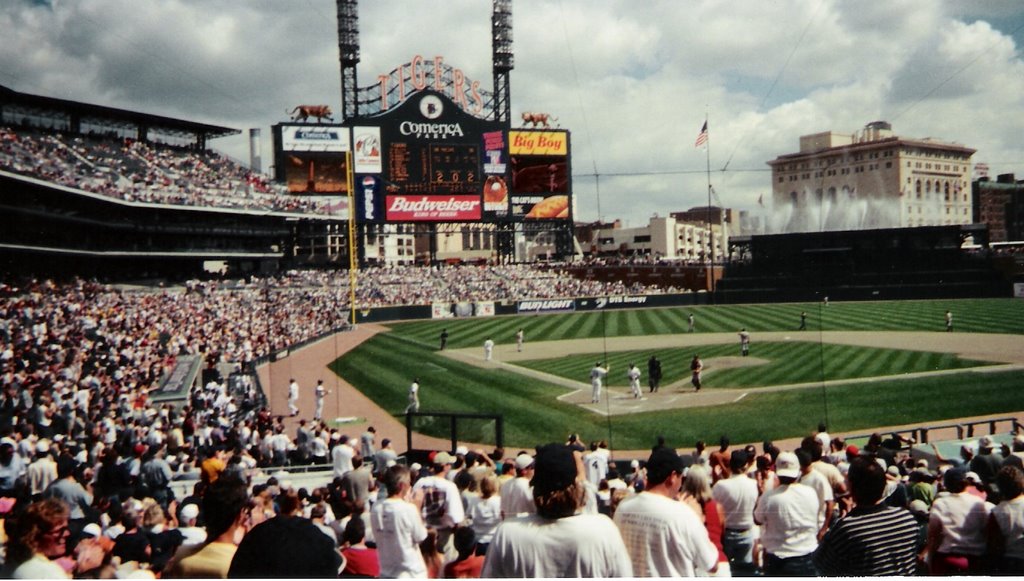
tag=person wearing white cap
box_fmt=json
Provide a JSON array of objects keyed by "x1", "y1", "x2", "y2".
[
  {"x1": 969, "y1": 435, "x2": 1003, "y2": 489},
  {"x1": 413, "y1": 451, "x2": 465, "y2": 562},
  {"x1": 500, "y1": 453, "x2": 536, "y2": 519},
  {"x1": 753, "y1": 451, "x2": 820, "y2": 576},
  {"x1": 176, "y1": 503, "x2": 207, "y2": 547}
]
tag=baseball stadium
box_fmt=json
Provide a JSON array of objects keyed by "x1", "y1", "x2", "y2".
[{"x1": 1, "y1": 0, "x2": 1024, "y2": 577}]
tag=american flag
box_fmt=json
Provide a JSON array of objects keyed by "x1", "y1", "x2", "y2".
[{"x1": 694, "y1": 121, "x2": 708, "y2": 148}]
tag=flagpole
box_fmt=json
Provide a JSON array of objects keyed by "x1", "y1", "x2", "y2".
[{"x1": 704, "y1": 112, "x2": 713, "y2": 281}]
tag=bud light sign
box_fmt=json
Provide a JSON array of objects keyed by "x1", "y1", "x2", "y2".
[{"x1": 356, "y1": 175, "x2": 383, "y2": 223}]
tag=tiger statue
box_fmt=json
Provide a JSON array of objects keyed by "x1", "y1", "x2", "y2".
[
  {"x1": 287, "y1": 105, "x2": 334, "y2": 123},
  {"x1": 521, "y1": 112, "x2": 558, "y2": 128}
]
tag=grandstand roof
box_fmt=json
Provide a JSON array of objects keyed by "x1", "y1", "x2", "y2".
[{"x1": 0, "y1": 84, "x2": 240, "y2": 141}]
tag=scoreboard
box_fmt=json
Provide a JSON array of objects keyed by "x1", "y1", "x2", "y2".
[{"x1": 275, "y1": 89, "x2": 571, "y2": 225}]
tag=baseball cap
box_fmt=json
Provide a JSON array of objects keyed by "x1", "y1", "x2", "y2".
[
  {"x1": 978, "y1": 436, "x2": 994, "y2": 449},
  {"x1": 775, "y1": 451, "x2": 800, "y2": 479},
  {"x1": 455, "y1": 445, "x2": 469, "y2": 456},
  {"x1": 82, "y1": 523, "x2": 102, "y2": 538},
  {"x1": 530, "y1": 444, "x2": 578, "y2": 496},
  {"x1": 845, "y1": 444, "x2": 859, "y2": 456},
  {"x1": 36, "y1": 440, "x2": 50, "y2": 454},
  {"x1": 514, "y1": 453, "x2": 535, "y2": 471},
  {"x1": 434, "y1": 451, "x2": 455, "y2": 465},
  {"x1": 965, "y1": 471, "x2": 982, "y2": 484},
  {"x1": 180, "y1": 503, "x2": 200, "y2": 521}
]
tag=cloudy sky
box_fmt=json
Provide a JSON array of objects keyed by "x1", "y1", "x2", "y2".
[{"x1": 2, "y1": 0, "x2": 1023, "y2": 226}]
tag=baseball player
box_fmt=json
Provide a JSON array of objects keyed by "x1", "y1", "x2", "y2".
[
  {"x1": 739, "y1": 328, "x2": 751, "y2": 356},
  {"x1": 515, "y1": 329, "x2": 524, "y2": 352},
  {"x1": 484, "y1": 337, "x2": 495, "y2": 361},
  {"x1": 314, "y1": 379, "x2": 329, "y2": 422},
  {"x1": 690, "y1": 355, "x2": 703, "y2": 392},
  {"x1": 287, "y1": 378, "x2": 300, "y2": 416},
  {"x1": 590, "y1": 362, "x2": 610, "y2": 404},
  {"x1": 406, "y1": 378, "x2": 420, "y2": 414},
  {"x1": 627, "y1": 363, "x2": 642, "y2": 399}
]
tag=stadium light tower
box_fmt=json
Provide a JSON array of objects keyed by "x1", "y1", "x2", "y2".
[
  {"x1": 491, "y1": 0, "x2": 513, "y2": 123},
  {"x1": 337, "y1": 0, "x2": 360, "y2": 122}
]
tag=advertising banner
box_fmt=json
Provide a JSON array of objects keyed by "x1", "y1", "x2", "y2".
[
  {"x1": 474, "y1": 301, "x2": 495, "y2": 317},
  {"x1": 1014, "y1": 283, "x2": 1024, "y2": 298},
  {"x1": 386, "y1": 194, "x2": 481, "y2": 221},
  {"x1": 355, "y1": 175, "x2": 383, "y2": 223},
  {"x1": 511, "y1": 194, "x2": 570, "y2": 220},
  {"x1": 431, "y1": 303, "x2": 454, "y2": 319},
  {"x1": 281, "y1": 125, "x2": 350, "y2": 152},
  {"x1": 282, "y1": 152, "x2": 349, "y2": 194},
  {"x1": 509, "y1": 130, "x2": 568, "y2": 155},
  {"x1": 516, "y1": 299, "x2": 576, "y2": 314},
  {"x1": 353, "y1": 126, "x2": 382, "y2": 173}
]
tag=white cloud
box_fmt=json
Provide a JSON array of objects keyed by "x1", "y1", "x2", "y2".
[{"x1": 1, "y1": 0, "x2": 1022, "y2": 224}]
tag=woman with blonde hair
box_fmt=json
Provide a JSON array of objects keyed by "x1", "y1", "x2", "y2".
[
  {"x1": 470, "y1": 474, "x2": 501, "y2": 555},
  {"x1": 681, "y1": 464, "x2": 729, "y2": 576}
]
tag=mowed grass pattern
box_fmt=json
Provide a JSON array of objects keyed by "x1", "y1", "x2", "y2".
[
  {"x1": 333, "y1": 298, "x2": 1024, "y2": 449},
  {"x1": 389, "y1": 298, "x2": 1024, "y2": 351},
  {"x1": 518, "y1": 342, "x2": 994, "y2": 389}
]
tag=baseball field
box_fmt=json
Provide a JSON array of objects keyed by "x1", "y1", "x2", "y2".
[{"x1": 329, "y1": 298, "x2": 1024, "y2": 450}]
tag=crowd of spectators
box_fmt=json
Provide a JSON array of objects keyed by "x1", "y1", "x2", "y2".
[
  {"x1": 3, "y1": 265, "x2": 1022, "y2": 576},
  {"x1": 2, "y1": 420, "x2": 1023, "y2": 577},
  {"x1": 0, "y1": 126, "x2": 334, "y2": 215}
]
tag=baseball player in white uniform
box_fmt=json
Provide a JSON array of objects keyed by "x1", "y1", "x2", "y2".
[
  {"x1": 406, "y1": 378, "x2": 420, "y2": 413},
  {"x1": 590, "y1": 362, "x2": 609, "y2": 404},
  {"x1": 627, "y1": 363, "x2": 642, "y2": 399},
  {"x1": 314, "y1": 379, "x2": 328, "y2": 421},
  {"x1": 484, "y1": 337, "x2": 495, "y2": 361},
  {"x1": 287, "y1": 378, "x2": 300, "y2": 416}
]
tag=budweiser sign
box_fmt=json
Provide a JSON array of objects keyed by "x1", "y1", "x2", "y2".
[{"x1": 386, "y1": 195, "x2": 482, "y2": 221}]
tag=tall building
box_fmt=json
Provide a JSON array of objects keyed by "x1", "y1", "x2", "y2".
[
  {"x1": 767, "y1": 121, "x2": 975, "y2": 233},
  {"x1": 584, "y1": 208, "x2": 729, "y2": 263},
  {"x1": 973, "y1": 174, "x2": 1024, "y2": 243}
]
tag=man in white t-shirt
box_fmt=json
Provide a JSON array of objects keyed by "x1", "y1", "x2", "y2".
[
  {"x1": 371, "y1": 464, "x2": 428, "y2": 578},
  {"x1": 413, "y1": 451, "x2": 466, "y2": 561},
  {"x1": 614, "y1": 447, "x2": 718, "y2": 576},
  {"x1": 500, "y1": 453, "x2": 536, "y2": 519},
  {"x1": 482, "y1": 443, "x2": 633, "y2": 578},
  {"x1": 754, "y1": 451, "x2": 820, "y2": 576},
  {"x1": 331, "y1": 436, "x2": 356, "y2": 478},
  {"x1": 712, "y1": 450, "x2": 759, "y2": 575},
  {"x1": 796, "y1": 448, "x2": 835, "y2": 540}
]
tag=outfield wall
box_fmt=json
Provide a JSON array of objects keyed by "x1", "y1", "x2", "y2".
[{"x1": 351, "y1": 292, "x2": 709, "y2": 323}]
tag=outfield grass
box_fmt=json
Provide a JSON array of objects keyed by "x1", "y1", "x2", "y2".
[
  {"x1": 331, "y1": 298, "x2": 1024, "y2": 449},
  {"x1": 517, "y1": 342, "x2": 994, "y2": 388},
  {"x1": 387, "y1": 298, "x2": 1024, "y2": 350}
]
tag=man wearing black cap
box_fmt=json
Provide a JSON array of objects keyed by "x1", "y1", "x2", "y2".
[
  {"x1": 482, "y1": 443, "x2": 632, "y2": 577},
  {"x1": 613, "y1": 447, "x2": 717, "y2": 576}
]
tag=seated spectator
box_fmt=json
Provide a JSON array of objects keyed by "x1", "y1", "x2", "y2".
[
  {"x1": 927, "y1": 466, "x2": 993, "y2": 574},
  {"x1": 339, "y1": 516, "x2": 379, "y2": 578},
  {"x1": 2, "y1": 498, "x2": 75, "y2": 578},
  {"x1": 442, "y1": 526, "x2": 485, "y2": 578}
]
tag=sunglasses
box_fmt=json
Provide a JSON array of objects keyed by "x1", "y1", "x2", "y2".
[{"x1": 44, "y1": 525, "x2": 70, "y2": 538}]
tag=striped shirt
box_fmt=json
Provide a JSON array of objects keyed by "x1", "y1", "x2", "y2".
[{"x1": 813, "y1": 503, "x2": 919, "y2": 576}]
